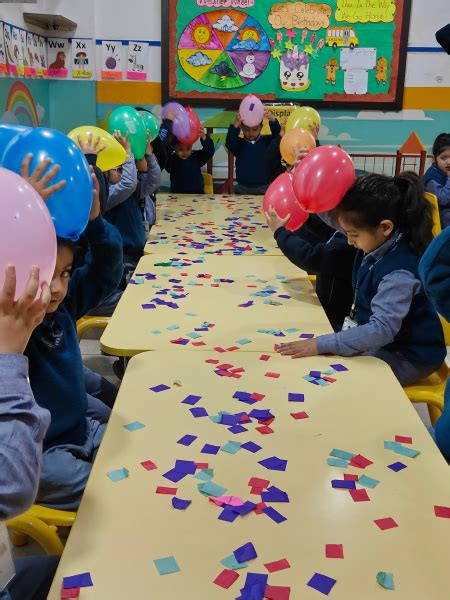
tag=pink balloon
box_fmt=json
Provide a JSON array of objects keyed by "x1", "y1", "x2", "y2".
[
  {"x1": 293, "y1": 145, "x2": 355, "y2": 213},
  {"x1": 263, "y1": 172, "x2": 309, "y2": 232},
  {"x1": 239, "y1": 94, "x2": 264, "y2": 127},
  {"x1": 0, "y1": 167, "x2": 56, "y2": 299},
  {"x1": 178, "y1": 107, "x2": 201, "y2": 146}
]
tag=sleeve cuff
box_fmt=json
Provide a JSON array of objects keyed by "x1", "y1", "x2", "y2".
[
  {"x1": 316, "y1": 334, "x2": 339, "y2": 355},
  {"x1": 0, "y1": 355, "x2": 30, "y2": 395},
  {"x1": 274, "y1": 226, "x2": 287, "y2": 241},
  {"x1": 84, "y1": 214, "x2": 107, "y2": 239},
  {"x1": 85, "y1": 154, "x2": 98, "y2": 166}
]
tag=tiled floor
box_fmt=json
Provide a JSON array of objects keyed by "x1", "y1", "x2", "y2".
[{"x1": 12, "y1": 335, "x2": 448, "y2": 559}]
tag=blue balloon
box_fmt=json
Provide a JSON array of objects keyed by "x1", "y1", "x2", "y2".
[
  {"x1": 2, "y1": 127, "x2": 93, "y2": 241},
  {"x1": 0, "y1": 124, "x2": 29, "y2": 154}
]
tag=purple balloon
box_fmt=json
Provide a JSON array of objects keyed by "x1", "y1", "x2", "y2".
[{"x1": 162, "y1": 102, "x2": 190, "y2": 139}]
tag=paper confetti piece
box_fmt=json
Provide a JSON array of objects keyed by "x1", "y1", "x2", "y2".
[
  {"x1": 331, "y1": 479, "x2": 356, "y2": 490},
  {"x1": 221, "y1": 555, "x2": 248, "y2": 571},
  {"x1": 106, "y1": 468, "x2": 129, "y2": 482},
  {"x1": 260, "y1": 354, "x2": 271, "y2": 361},
  {"x1": 256, "y1": 425, "x2": 274, "y2": 434},
  {"x1": 63, "y1": 573, "x2": 93, "y2": 589},
  {"x1": 395, "y1": 435, "x2": 413, "y2": 444},
  {"x1": 434, "y1": 505, "x2": 450, "y2": 518},
  {"x1": 329, "y1": 363, "x2": 348, "y2": 372},
  {"x1": 330, "y1": 449, "x2": 355, "y2": 460},
  {"x1": 291, "y1": 411, "x2": 309, "y2": 420},
  {"x1": 201, "y1": 444, "x2": 220, "y2": 455},
  {"x1": 214, "y1": 569, "x2": 240, "y2": 589},
  {"x1": 236, "y1": 338, "x2": 252, "y2": 345},
  {"x1": 221, "y1": 441, "x2": 241, "y2": 454},
  {"x1": 288, "y1": 393, "x2": 304, "y2": 402},
  {"x1": 349, "y1": 454, "x2": 373, "y2": 468},
  {"x1": 154, "y1": 556, "x2": 180, "y2": 576},
  {"x1": 263, "y1": 506, "x2": 287, "y2": 523},
  {"x1": 264, "y1": 584, "x2": 291, "y2": 600},
  {"x1": 384, "y1": 441, "x2": 420, "y2": 458},
  {"x1": 174, "y1": 460, "x2": 196, "y2": 474},
  {"x1": 307, "y1": 573, "x2": 336, "y2": 595},
  {"x1": 258, "y1": 456, "x2": 287, "y2": 471},
  {"x1": 177, "y1": 434, "x2": 197, "y2": 446},
  {"x1": 156, "y1": 486, "x2": 177, "y2": 495},
  {"x1": 149, "y1": 384, "x2": 170, "y2": 393},
  {"x1": 261, "y1": 486, "x2": 289, "y2": 503},
  {"x1": 265, "y1": 372, "x2": 280, "y2": 378},
  {"x1": 198, "y1": 481, "x2": 227, "y2": 497},
  {"x1": 327, "y1": 458, "x2": 348, "y2": 468},
  {"x1": 325, "y1": 544, "x2": 344, "y2": 559},
  {"x1": 349, "y1": 488, "x2": 370, "y2": 502},
  {"x1": 358, "y1": 475, "x2": 379, "y2": 489},
  {"x1": 182, "y1": 395, "x2": 201, "y2": 405},
  {"x1": 172, "y1": 497, "x2": 191, "y2": 510},
  {"x1": 141, "y1": 460, "x2": 157, "y2": 471},
  {"x1": 241, "y1": 441, "x2": 262, "y2": 453},
  {"x1": 234, "y1": 542, "x2": 257, "y2": 563},
  {"x1": 264, "y1": 558, "x2": 290, "y2": 572},
  {"x1": 190, "y1": 407, "x2": 208, "y2": 418},
  {"x1": 374, "y1": 517, "x2": 398, "y2": 530},
  {"x1": 60, "y1": 585, "x2": 80, "y2": 598},
  {"x1": 376, "y1": 571, "x2": 395, "y2": 590},
  {"x1": 344, "y1": 474, "x2": 358, "y2": 481},
  {"x1": 123, "y1": 421, "x2": 145, "y2": 432}
]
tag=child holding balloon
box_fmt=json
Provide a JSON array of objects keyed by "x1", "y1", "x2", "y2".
[{"x1": 278, "y1": 172, "x2": 446, "y2": 387}]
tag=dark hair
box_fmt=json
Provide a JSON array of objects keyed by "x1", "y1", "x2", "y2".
[
  {"x1": 56, "y1": 237, "x2": 75, "y2": 253},
  {"x1": 337, "y1": 172, "x2": 433, "y2": 255},
  {"x1": 135, "y1": 106, "x2": 150, "y2": 113},
  {"x1": 432, "y1": 133, "x2": 450, "y2": 157}
]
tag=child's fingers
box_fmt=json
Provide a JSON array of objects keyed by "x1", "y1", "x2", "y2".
[
  {"x1": 44, "y1": 180, "x2": 66, "y2": 198},
  {"x1": 87, "y1": 132, "x2": 93, "y2": 146},
  {"x1": 98, "y1": 144, "x2": 107, "y2": 154},
  {"x1": 20, "y1": 153, "x2": 33, "y2": 179},
  {"x1": 0, "y1": 265, "x2": 17, "y2": 312},
  {"x1": 17, "y1": 266, "x2": 40, "y2": 311},
  {"x1": 30, "y1": 158, "x2": 53, "y2": 182},
  {"x1": 93, "y1": 135, "x2": 101, "y2": 149},
  {"x1": 40, "y1": 164, "x2": 61, "y2": 186}
]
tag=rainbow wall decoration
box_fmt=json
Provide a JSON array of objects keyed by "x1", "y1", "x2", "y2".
[{"x1": 5, "y1": 81, "x2": 40, "y2": 126}]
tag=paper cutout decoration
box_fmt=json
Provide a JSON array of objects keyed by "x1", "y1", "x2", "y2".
[
  {"x1": 374, "y1": 517, "x2": 398, "y2": 530},
  {"x1": 15, "y1": 28, "x2": 25, "y2": 76},
  {"x1": 47, "y1": 38, "x2": 70, "y2": 77},
  {"x1": 127, "y1": 41, "x2": 149, "y2": 80},
  {"x1": 72, "y1": 38, "x2": 94, "y2": 79},
  {"x1": 0, "y1": 28, "x2": 7, "y2": 75},
  {"x1": 234, "y1": 542, "x2": 257, "y2": 563},
  {"x1": 60, "y1": 584, "x2": 80, "y2": 598},
  {"x1": 63, "y1": 572, "x2": 93, "y2": 589},
  {"x1": 101, "y1": 40, "x2": 123, "y2": 79},
  {"x1": 154, "y1": 556, "x2": 180, "y2": 575},
  {"x1": 4, "y1": 25, "x2": 18, "y2": 76},
  {"x1": 25, "y1": 32, "x2": 36, "y2": 77},
  {"x1": 434, "y1": 505, "x2": 450, "y2": 519},
  {"x1": 38, "y1": 36, "x2": 48, "y2": 77}
]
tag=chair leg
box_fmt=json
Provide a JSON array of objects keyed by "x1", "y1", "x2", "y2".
[
  {"x1": 428, "y1": 404, "x2": 442, "y2": 428},
  {"x1": 9, "y1": 530, "x2": 29, "y2": 547}
]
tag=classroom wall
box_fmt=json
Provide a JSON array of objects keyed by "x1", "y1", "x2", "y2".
[{"x1": 0, "y1": 0, "x2": 448, "y2": 154}]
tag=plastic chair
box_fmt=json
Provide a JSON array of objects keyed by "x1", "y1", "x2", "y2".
[
  {"x1": 76, "y1": 315, "x2": 110, "y2": 342},
  {"x1": 425, "y1": 192, "x2": 442, "y2": 237},
  {"x1": 7, "y1": 505, "x2": 76, "y2": 555},
  {"x1": 202, "y1": 172, "x2": 214, "y2": 194},
  {"x1": 439, "y1": 315, "x2": 450, "y2": 345},
  {"x1": 403, "y1": 362, "x2": 449, "y2": 427}
]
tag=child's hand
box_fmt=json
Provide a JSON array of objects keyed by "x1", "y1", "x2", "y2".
[
  {"x1": 294, "y1": 149, "x2": 309, "y2": 165},
  {"x1": 20, "y1": 154, "x2": 66, "y2": 202},
  {"x1": 234, "y1": 113, "x2": 242, "y2": 128},
  {"x1": 265, "y1": 205, "x2": 290, "y2": 233},
  {"x1": 199, "y1": 125, "x2": 206, "y2": 141},
  {"x1": 113, "y1": 130, "x2": 131, "y2": 153},
  {"x1": 0, "y1": 265, "x2": 51, "y2": 354},
  {"x1": 264, "y1": 109, "x2": 275, "y2": 122},
  {"x1": 77, "y1": 132, "x2": 106, "y2": 156},
  {"x1": 280, "y1": 117, "x2": 287, "y2": 137},
  {"x1": 146, "y1": 131, "x2": 153, "y2": 156},
  {"x1": 89, "y1": 168, "x2": 101, "y2": 221},
  {"x1": 278, "y1": 338, "x2": 318, "y2": 359}
]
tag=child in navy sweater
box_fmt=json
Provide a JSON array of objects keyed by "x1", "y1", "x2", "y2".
[
  {"x1": 166, "y1": 127, "x2": 215, "y2": 194},
  {"x1": 25, "y1": 175, "x2": 123, "y2": 510},
  {"x1": 226, "y1": 110, "x2": 281, "y2": 195},
  {"x1": 278, "y1": 173, "x2": 446, "y2": 386},
  {"x1": 423, "y1": 133, "x2": 450, "y2": 227}
]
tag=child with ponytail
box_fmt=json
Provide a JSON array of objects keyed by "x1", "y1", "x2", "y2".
[{"x1": 278, "y1": 172, "x2": 446, "y2": 386}]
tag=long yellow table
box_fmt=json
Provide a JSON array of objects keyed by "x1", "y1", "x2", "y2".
[
  {"x1": 48, "y1": 351, "x2": 450, "y2": 599},
  {"x1": 101, "y1": 254, "x2": 331, "y2": 356}
]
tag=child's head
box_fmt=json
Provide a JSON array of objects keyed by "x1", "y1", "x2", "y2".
[
  {"x1": 337, "y1": 172, "x2": 433, "y2": 255},
  {"x1": 242, "y1": 123, "x2": 262, "y2": 142},
  {"x1": 47, "y1": 238, "x2": 74, "y2": 313},
  {"x1": 432, "y1": 133, "x2": 450, "y2": 175},
  {"x1": 108, "y1": 165, "x2": 123, "y2": 184},
  {"x1": 174, "y1": 141, "x2": 193, "y2": 160}
]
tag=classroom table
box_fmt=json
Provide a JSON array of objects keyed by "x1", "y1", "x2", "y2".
[
  {"x1": 48, "y1": 350, "x2": 450, "y2": 599},
  {"x1": 144, "y1": 194, "x2": 283, "y2": 257},
  {"x1": 100, "y1": 254, "x2": 331, "y2": 357}
]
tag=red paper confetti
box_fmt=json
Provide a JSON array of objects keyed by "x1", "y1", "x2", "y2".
[
  {"x1": 141, "y1": 460, "x2": 157, "y2": 471},
  {"x1": 248, "y1": 477, "x2": 270, "y2": 488},
  {"x1": 374, "y1": 517, "x2": 398, "y2": 530},
  {"x1": 264, "y1": 584, "x2": 291, "y2": 600},
  {"x1": 264, "y1": 558, "x2": 291, "y2": 572},
  {"x1": 343, "y1": 474, "x2": 358, "y2": 481},
  {"x1": 325, "y1": 544, "x2": 344, "y2": 559},
  {"x1": 290, "y1": 411, "x2": 309, "y2": 420},
  {"x1": 349, "y1": 488, "x2": 370, "y2": 502},
  {"x1": 254, "y1": 502, "x2": 268, "y2": 515},
  {"x1": 213, "y1": 569, "x2": 240, "y2": 589},
  {"x1": 256, "y1": 425, "x2": 274, "y2": 434},
  {"x1": 349, "y1": 454, "x2": 373, "y2": 468},
  {"x1": 260, "y1": 354, "x2": 271, "y2": 361},
  {"x1": 265, "y1": 372, "x2": 280, "y2": 378},
  {"x1": 156, "y1": 486, "x2": 177, "y2": 495},
  {"x1": 395, "y1": 435, "x2": 413, "y2": 444},
  {"x1": 434, "y1": 505, "x2": 450, "y2": 518}
]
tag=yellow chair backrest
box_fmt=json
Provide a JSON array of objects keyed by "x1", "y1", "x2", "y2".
[
  {"x1": 202, "y1": 172, "x2": 213, "y2": 195},
  {"x1": 425, "y1": 192, "x2": 441, "y2": 237}
]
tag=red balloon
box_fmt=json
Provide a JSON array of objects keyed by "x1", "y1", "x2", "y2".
[
  {"x1": 293, "y1": 145, "x2": 355, "y2": 213},
  {"x1": 178, "y1": 107, "x2": 201, "y2": 146},
  {"x1": 263, "y1": 172, "x2": 309, "y2": 232}
]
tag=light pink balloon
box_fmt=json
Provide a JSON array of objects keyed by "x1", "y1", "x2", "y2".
[
  {"x1": 0, "y1": 167, "x2": 56, "y2": 299},
  {"x1": 239, "y1": 94, "x2": 264, "y2": 127}
]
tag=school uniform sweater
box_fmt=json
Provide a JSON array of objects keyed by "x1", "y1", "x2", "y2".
[
  {"x1": 166, "y1": 137, "x2": 215, "y2": 194},
  {"x1": 317, "y1": 236, "x2": 446, "y2": 366},
  {"x1": 423, "y1": 163, "x2": 450, "y2": 227},
  {"x1": 25, "y1": 216, "x2": 123, "y2": 449},
  {"x1": 226, "y1": 120, "x2": 281, "y2": 187}
]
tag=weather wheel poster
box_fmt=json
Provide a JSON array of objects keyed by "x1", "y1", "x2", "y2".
[{"x1": 163, "y1": 0, "x2": 411, "y2": 108}]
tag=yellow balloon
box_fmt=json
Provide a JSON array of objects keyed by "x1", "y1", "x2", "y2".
[
  {"x1": 67, "y1": 126, "x2": 127, "y2": 172},
  {"x1": 286, "y1": 106, "x2": 321, "y2": 136}
]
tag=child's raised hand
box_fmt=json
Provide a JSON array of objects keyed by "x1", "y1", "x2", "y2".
[
  {"x1": 89, "y1": 167, "x2": 101, "y2": 221},
  {"x1": 264, "y1": 109, "x2": 275, "y2": 122},
  {"x1": 20, "y1": 153, "x2": 66, "y2": 202},
  {"x1": 199, "y1": 125, "x2": 206, "y2": 141},
  {"x1": 277, "y1": 338, "x2": 318, "y2": 359},
  {"x1": 77, "y1": 132, "x2": 107, "y2": 156},
  {"x1": 113, "y1": 130, "x2": 131, "y2": 154},
  {"x1": 265, "y1": 205, "x2": 290, "y2": 233},
  {"x1": 0, "y1": 265, "x2": 51, "y2": 354},
  {"x1": 234, "y1": 113, "x2": 243, "y2": 128},
  {"x1": 146, "y1": 130, "x2": 153, "y2": 156},
  {"x1": 280, "y1": 117, "x2": 287, "y2": 137}
]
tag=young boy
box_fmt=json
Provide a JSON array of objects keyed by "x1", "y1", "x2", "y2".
[
  {"x1": 135, "y1": 139, "x2": 162, "y2": 240},
  {"x1": 165, "y1": 127, "x2": 215, "y2": 194},
  {"x1": 424, "y1": 133, "x2": 450, "y2": 228},
  {"x1": 226, "y1": 110, "x2": 281, "y2": 195},
  {"x1": 25, "y1": 172, "x2": 123, "y2": 510}
]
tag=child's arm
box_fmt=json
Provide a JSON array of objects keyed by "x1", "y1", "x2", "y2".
[
  {"x1": 267, "y1": 113, "x2": 281, "y2": 140},
  {"x1": 138, "y1": 146, "x2": 162, "y2": 197},
  {"x1": 105, "y1": 155, "x2": 138, "y2": 210},
  {"x1": 196, "y1": 134, "x2": 215, "y2": 167},
  {"x1": 425, "y1": 177, "x2": 450, "y2": 207},
  {"x1": 419, "y1": 226, "x2": 450, "y2": 321},
  {"x1": 316, "y1": 270, "x2": 421, "y2": 356},
  {"x1": 68, "y1": 178, "x2": 123, "y2": 319},
  {"x1": 265, "y1": 137, "x2": 284, "y2": 183},
  {"x1": 226, "y1": 114, "x2": 242, "y2": 156}
]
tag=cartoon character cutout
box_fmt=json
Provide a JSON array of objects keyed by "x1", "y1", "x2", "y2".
[
  {"x1": 49, "y1": 51, "x2": 66, "y2": 70},
  {"x1": 374, "y1": 57, "x2": 390, "y2": 85},
  {"x1": 324, "y1": 57, "x2": 340, "y2": 85},
  {"x1": 75, "y1": 51, "x2": 88, "y2": 68},
  {"x1": 280, "y1": 46, "x2": 310, "y2": 91},
  {"x1": 239, "y1": 53, "x2": 256, "y2": 79}
]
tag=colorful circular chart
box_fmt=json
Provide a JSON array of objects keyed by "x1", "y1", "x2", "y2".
[{"x1": 177, "y1": 10, "x2": 271, "y2": 90}]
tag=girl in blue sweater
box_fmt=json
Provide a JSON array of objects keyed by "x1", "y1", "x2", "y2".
[
  {"x1": 423, "y1": 133, "x2": 450, "y2": 228},
  {"x1": 25, "y1": 174, "x2": 123, "y2": 510},
  {"x1": 279, "y1": 173, "x2": 446, "y2": 386}
]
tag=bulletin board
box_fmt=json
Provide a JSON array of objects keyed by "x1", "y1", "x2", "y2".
[{"x1": 162, "y1": 0, "x2": 412, "y2": 109}]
